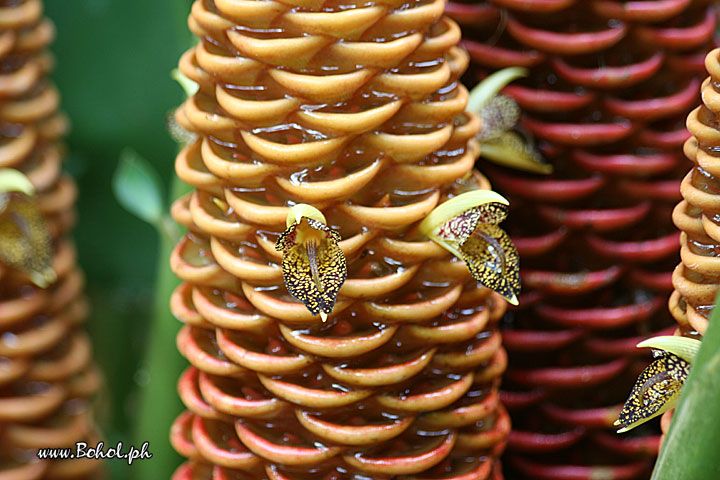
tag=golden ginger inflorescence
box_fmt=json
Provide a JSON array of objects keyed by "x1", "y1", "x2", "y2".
[
  {"x1": 665, "y1": 46, "x2": 720, "y2": 439},
  {"x1": 672, "y1": 47, "x2": 720, "y2": 341},
  {"x1": 0, "y1": 0, "x2": 102, "y2": 478},
  {"x1": 445, "y1": 0, "x2": 716, "y2": 478},
  {"x1": 168, "y1": 0, "x2": 517, "y2": 478}
]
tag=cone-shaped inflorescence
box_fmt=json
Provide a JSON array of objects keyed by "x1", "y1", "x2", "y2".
[
  {"x1": 445, "y1": 1, "x2": 716, "y2": 478},
  {"x1": 666, "y1": 46, "x2": 720, "y2": 438},
  {"x1": 168, "y1": 0, "x2": 515, "y2": 478},
  {"x1": 672, "y1": 46, "x2": 720, "y2": 347},
  {"x1": 0, "y1": 1, "x2": 102, "y2": 478}
]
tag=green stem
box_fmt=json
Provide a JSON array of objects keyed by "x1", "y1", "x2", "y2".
[
  {"x1": 129, "y1": 2, "x2": 193, "y2": 477},
  {"x1": 131, "y1": 175, "x2": 189, "y2": 480},
  {"x1": 652, "y1": 294, "x2": 720, "y2": 480}
]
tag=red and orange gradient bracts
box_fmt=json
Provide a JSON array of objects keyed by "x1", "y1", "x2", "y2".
[
  {"x1": 168, "y1": 0, "x2": 513, "y2": 478},
  {"x1": 445, "y1": 0, "x2": 716, "y2": 478},
  {"x1": 0, "y1": 0, "x2": 102, "y2": 479}
]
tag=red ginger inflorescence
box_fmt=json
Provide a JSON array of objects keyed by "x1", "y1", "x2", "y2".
[
  {"x1": 445, "y1": 0, "x2": 717, "y2": 478},
  {"x1": 0, "y1": 0, "x2": 102, "y2": 478},
  {"x1": 168, "y1": 0, "x2": 515, "y2": 479}
]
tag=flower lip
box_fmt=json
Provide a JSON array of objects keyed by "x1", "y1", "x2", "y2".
[
  {"x1": 276, "y1": 204, "x2": 346, "y2": 321},
  {"x1": 468, "y1": 67, "x2": 552, "y2": 175},
  {"x1": 614, "y1": 351, "x2": 688, "y2": 434},
  {"x1": 0, "y1": 170, "x2": 56, "y2": 288},
  {"x1": 480, "y1": 131, "x2": 553, "y2": 175}
]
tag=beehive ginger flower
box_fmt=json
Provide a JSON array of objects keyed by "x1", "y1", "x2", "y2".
[
  {"x1": 276, "y1": 204, "x2": 347, "y2": 321},
  {"x1": 0, "y1": 169, "x2": 56, "y2": 287},
  {"x1": 420, "y1": 190, "x2": 520, "y2": 305},
  {"x1": 615, "y1": 336, "x2": 700, "y2": 433},
  {"x1": 468, "y1": 67, "x2": 551, "y2": 175}
]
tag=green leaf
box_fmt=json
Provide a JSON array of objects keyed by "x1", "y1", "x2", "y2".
[
  {"x1": 652, "y1": 297, "x2": 720, "y2": 480},
  {"x1": 112, "y1": 148, "x2": 165, "y2": 226}
]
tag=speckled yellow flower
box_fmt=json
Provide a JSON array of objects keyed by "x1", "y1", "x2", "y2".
[
  {"x1": 615, "y1": 336, "x2": 701, "y2": 433},
  {"x1": 468, "y1": 67, "x2": 551, "y2": 175},
  {"x1": 0, "y1": 169, "x2": 56, "y2": 287},
  {"x1": 420, "y1": 190, "x2": 520, "y2": 305},
  {"x1": 276, "y1": 204, "x2": 346, "y2": 321}
]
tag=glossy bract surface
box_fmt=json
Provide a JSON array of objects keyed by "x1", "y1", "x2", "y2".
[{"x1": 169, "y1": 0, "x2": 511, "y2": 478}]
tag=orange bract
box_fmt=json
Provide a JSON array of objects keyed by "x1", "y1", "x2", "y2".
[
  {"x1": 0, "y1": 0, "x2": 102, "y2": 478},
  {"x1": 169, "y1": 0, "x2": 511, "y2": 477},
  {"x1": 665, "y1": 47, "x2": 720, "y2": 442}
]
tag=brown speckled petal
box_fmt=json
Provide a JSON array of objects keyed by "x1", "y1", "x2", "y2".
[
  {"x1": 460, "y1": 224, "x2": 520, "y2": 304},
  {"x1": 616, "y1": 353, "x2": 688, "y2": 433}
]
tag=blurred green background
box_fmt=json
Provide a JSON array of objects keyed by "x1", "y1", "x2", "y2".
[{"x1": 46, "y1": 1, "x2": 194, "y2": 478}]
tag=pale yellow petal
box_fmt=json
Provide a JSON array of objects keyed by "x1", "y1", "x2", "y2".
[{"x1": 0, "y1": 193, "x2": 55, "y2": 287}]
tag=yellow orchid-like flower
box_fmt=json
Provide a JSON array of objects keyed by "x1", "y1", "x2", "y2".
[
  {"x1": 275, "y1": 204, "x2": 347, "y2": 321},
  {"x1": 476, "y1": 91, "x2": 521, "y2": 142},
  {"x1": 468, "y1": 67, "x2": 551, "y2": 175},
  {"x1": 615, "y1": 335, "x2": 701, "y2": 433},
  {"x1": 419, "y1": 190, "x2": 520, "y2": 305},
  {"x1": 0, "y1": 169, "x2": 56, "y2": 288}
]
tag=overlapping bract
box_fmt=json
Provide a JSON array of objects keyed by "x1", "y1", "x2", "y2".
[
  {"x1": 0, "y1": 1, "x2": 102, "y2": 478},
  {"x1": 169, "y1": 0, "x2": 511, "y2": 478},
  {"x1": 666, "y1": 47, "x2": 720, "y2": 441},
  {"x1": 671, "y1": 48, "x2": 720, "y2": 338}
]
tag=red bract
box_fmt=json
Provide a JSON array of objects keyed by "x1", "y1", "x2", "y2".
[{"x1": 446, "y1": 0, "x2": 716, "y2": 477}]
